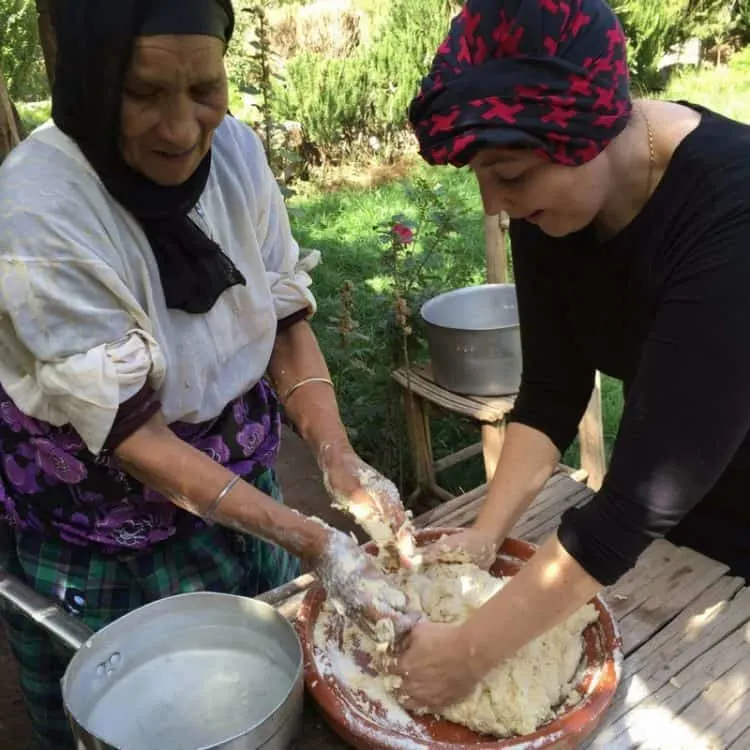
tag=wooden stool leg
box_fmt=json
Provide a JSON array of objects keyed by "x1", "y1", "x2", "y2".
[
  {"x1": 403, "y1": 390, "x2": 435, "y2": 502},
  {"x1": 481, "y1": 421, "x2": 506, "y2": 483},
  {"x1": 578, "y1": 372, "x2": 607, "y2": 491}
]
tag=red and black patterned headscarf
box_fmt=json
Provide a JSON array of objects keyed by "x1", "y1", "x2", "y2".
[{"x1": 408, "y1": 0, "x2": 631, "y2": 167}]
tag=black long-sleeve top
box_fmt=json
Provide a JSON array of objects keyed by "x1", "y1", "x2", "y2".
[{"x1": 508, "y1": 103, "x2": 750, "y2": 585}]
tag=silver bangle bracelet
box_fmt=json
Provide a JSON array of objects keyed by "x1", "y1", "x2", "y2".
[{"x1": 205, "y1": 474, "x2": 241, "y2": 521}]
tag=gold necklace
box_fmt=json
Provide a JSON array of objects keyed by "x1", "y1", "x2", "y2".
[{"x1": 640, "y1": 103, "x2": 656, "y2": 202}]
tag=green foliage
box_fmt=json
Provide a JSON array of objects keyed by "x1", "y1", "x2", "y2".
[
  {"x1": 0, "y1": 0, "x2": 48, "y2": 101},
  {"x1": 274, "y1": 0, "x2": 456, "y2": 155},
  {"x1": 611, "y1": 0, "x2": 735, "y2": 90},
  {"x1": 275, "y1": 53, "x2": 370, "y2": 148},
  {"x1": 229, "y1": 3, "x2": 301, "y2": 198},
  {"x1": 15, "y1": 98, "x2": 49, "y2": 132},
  {"x1": 659, "y1": 43, "x2": 750, "y2": 122},
  {"x1": 733, "y1": 0, "x2": 750, "y2": 42}
]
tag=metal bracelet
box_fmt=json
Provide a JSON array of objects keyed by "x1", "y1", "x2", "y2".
[
  {"x1": 205, "y1": 474, "x2": 241, "y2": 521},
  {"x1": 281, "y1": 376, "x2": 334, "y2": 404}
]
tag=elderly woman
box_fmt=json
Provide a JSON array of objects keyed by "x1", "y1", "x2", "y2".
[
  {"x1": 393, "y1": 0, "x2": 750, "y2": 711},
  {"x1": 0, "y1": 1, "x2": 415, "y2": 747}
]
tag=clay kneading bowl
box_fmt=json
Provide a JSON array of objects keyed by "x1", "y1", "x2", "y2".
[{"x1": 296, "y1": 529, "x2": 623, "y2": 750}]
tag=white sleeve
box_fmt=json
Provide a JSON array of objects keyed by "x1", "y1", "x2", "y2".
[
  {"x1": 0, "y1": 199, "x2": 166, "y2": 455},
  {"x1": 239, "y1": 125, "x2": 320, "y2": 321}
]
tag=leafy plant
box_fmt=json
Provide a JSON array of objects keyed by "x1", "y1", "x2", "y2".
[
  {"x1": 273, "y1": 0, "x2": 456, "y2": 158},
  {"x1": 0, "y1": 0, "x2": 48, "y2": 101},
  {"x1": 234, "y1": 3, "x2": 301, "y2": 198}
]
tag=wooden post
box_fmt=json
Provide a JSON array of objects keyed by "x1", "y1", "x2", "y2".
[
  {"x1": 578, "y1": 371, "x2": 607, "y2": 491},
  {"x1": 36, "y1": 0, "x2": 57, "y2": 90},
  {"x1": 0, "y1": 70, "x2": 21, "y2": 161},
  {"x1": 484, "y1": 212, "x2": 509, "y2": 284}
]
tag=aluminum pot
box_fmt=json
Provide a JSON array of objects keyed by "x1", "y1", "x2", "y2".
[
  {"x1": 0, "y1": 569, "x2": 303, "y2": 750},
  {"x1": 420, "y1": 283, "x2": 522, "y2": 396}
]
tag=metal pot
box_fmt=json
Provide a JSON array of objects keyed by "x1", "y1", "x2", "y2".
[
  {"x1": 420, "y1": 283, "x2": 522, "y2": 396},
  {"x1": 0, "y1": 569, "x2": 303, "y2": 749}
]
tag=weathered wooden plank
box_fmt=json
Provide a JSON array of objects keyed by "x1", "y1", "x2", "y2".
[
  {"x1": 616, "y1": 548, "x2": 729, "y2": 655},
  {"x1": 512, "y1": 483, "x2": 591, "y2": 542},
  {"x1": 435, "y1": 473, "x2": 589, "y2": 537},
  {"x1": 424, "y1": 495, "x2": 483, "y2": 530},
  {"x1": 584, "y1": 577, "x2": 747, "y2": 749},
  {"x1": 391, "y1": 365, "x2": 515, "y2": 423},
  {"x1": 432, "y1": 441, "x2": 483, "y2": 473},
  {"x1": 415, "y1": 483, "x2": 489, "y2": 528},
  {"x1": 625, "y1": 578, "x2": 748, "y2": 676},
  {"x1": 679, "y1": 650, "x2": 750, "y2": 747},
  {"x1": 484, "y1": 212, "x2": 508, "y2": 284},
  {"x1": 727, "y1": 724, "x2": 750, "y2": 748},
  {"x1": 591, "y1": 617, "x2": 750, "y2": 749},
  {"x1": 511, "y1": 473, "x2": 576, "y2": 525},
  {"x1": 418, "y1": 472, "x2": 585, "y2": 533},
  {"x1": 632, "y1": 623, "x2": 750, "y2": 749},
  {"x1": 603, "y1": 542, "x2": 700, "y2": 622},
  {"x1": 600, "y1": 540, "x2": 681, "y2": 621},
  {"x1": 517, "y1": 488, "x2": 590, "y2": 545},
  {"x1": 710, "y1": 687, "x2": 750, "y2": 748}
]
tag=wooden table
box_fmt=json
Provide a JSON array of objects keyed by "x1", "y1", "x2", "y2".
[{"x1": 261, "y1": 474, "x2": 750, "y2": 749}]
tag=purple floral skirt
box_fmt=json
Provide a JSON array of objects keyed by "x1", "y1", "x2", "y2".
[{"x1": 0, "y1": 380, "x2": 282, "y2": 555}]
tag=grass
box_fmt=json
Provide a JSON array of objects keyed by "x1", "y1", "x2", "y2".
[
  {"x1": 15, "y1": 100, "x2": 51, "y2": 135},
  {"x1": 658, "y1": 49, "x2": 750, "y2": 123}
]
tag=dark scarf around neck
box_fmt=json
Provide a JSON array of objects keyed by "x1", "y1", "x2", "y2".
[{"x1": 50, "y1": 0, "x2": 245, "y2": 314}]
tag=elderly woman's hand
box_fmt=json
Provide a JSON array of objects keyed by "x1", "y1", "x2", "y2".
[
  {"x1": 312, "y1": 526, "x2": 421, "y2": 642},
  {"x1": 319, "y1": 442, "x2": 418, "y2": 568}
]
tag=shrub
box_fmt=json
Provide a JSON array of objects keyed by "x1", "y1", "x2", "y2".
[
  {"x1": 611, "y1": 0, "x2": 735, "y2": 90},
  {"x1": 273, "y1": 0, "x2": 457, "y2": 156},
  {"x1": 0, "y1": 0, "x2": 48, "y2": 101}
]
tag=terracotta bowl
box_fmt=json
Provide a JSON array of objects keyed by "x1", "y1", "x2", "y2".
[{"x1": 296, "y1": 528, "x2": 622, "y2": 750}]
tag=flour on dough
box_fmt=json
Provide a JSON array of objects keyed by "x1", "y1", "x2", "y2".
[{"x1": 313, "y1": 561, "x2": 598, "y2": 738}]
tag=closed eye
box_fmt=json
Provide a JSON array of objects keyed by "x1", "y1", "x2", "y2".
[
  {"x1": 124, "y1": 86, "x2": 162, "y2": 101},
  {"x1": 492, "y1": 170, "x2": 526, "y2": 186}
]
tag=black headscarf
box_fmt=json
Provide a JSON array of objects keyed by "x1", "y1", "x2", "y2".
[{"x1": 50, "y1": 0, "x2": 245, "y2": 314}]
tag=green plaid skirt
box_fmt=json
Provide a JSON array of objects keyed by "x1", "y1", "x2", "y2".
[{"x1": 0, "y1": 468, "x2": 299, "y2": 750}]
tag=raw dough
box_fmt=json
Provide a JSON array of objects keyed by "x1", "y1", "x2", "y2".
[{"x1": 313, "y1": 560, "x2": 598, "y2": 738}]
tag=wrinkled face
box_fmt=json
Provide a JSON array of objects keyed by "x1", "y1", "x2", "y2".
[
  {"x1": 120, "y1": 35, "x2": 228, "y2": 186},
  {"x1": 470, "y1": 146, "x2": 612, "y2": 238}
]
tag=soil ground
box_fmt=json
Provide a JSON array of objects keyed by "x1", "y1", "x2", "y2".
[{"x1": 0, "y1": 426, "x2": 367, "y2": 748}]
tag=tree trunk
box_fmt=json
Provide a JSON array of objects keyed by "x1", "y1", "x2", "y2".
[
  {"x1": 36, "y1": 0, "x2": 57, "y2": 89},
  {"x1": 0, "y1": 69, "x2": 21, "y2": 162}
]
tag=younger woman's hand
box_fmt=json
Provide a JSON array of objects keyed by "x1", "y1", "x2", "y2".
[{"x1": 421, "y1": 526, "x2": 500, "y2": 570}]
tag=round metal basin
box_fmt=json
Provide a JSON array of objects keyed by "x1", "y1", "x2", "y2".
[{"x1": 421, "y1": 283, "x2": 522, "y2": 396}]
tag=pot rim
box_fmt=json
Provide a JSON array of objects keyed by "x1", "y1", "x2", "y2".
[
  {"x1": 62, "y1": 591, "x2": 304, "y2": 750},
  {"x1": 420, "y1": 283, "x2": 519, "y2": 332}
]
